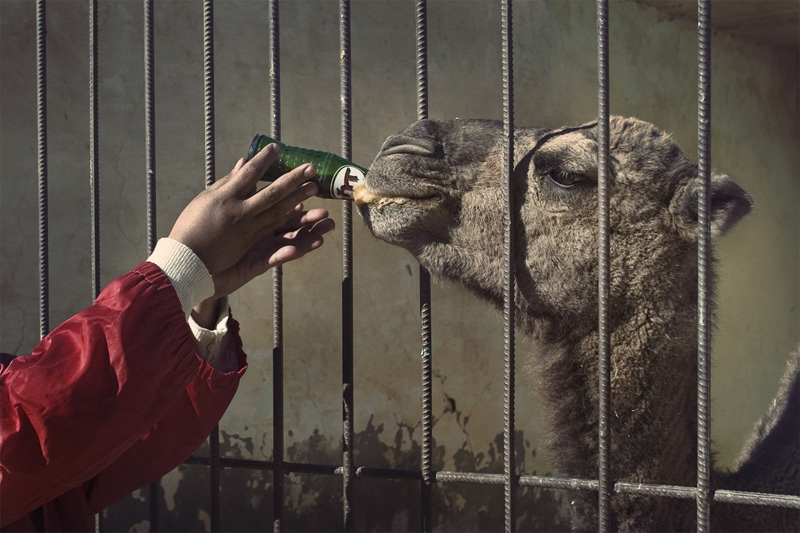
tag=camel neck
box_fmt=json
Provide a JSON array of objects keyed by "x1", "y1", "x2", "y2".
[{"x1": 528, "y1": 301, "x2": 700, "y2": 530}]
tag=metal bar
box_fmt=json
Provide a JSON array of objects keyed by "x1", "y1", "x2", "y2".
[
  {"x1": 268, "y1": 2, "x2": 284, "y2": 531},
  {"x1": 144, "y1": 0, "x2": 161, "y2": 529},
  {"x1": 271, "y1": 241, "x2": 285, "y2": 533},
  {"x1": 184, "y1": 451, "x2": 800, "y2": 510},
  {"x1": 339, "y1": 1, "x2": 355, "y2": 530},
  {"x1": 416, "y1": 0, "x2": 429, "y2": 122},
  {"x1": 204, "y1": 0, "x2": 215, "y2": 189},
  {"x1": 696, "y1": 1, "x2": 713, "y2": 531},
  {"x1": 202, "y1": 2, "x2": 221, "y2": 531},
  {"x1": 145, "y1": 0, "x2": 156, "y2": 255},
  {"x1": 415, "y1": 1, "x2": 433, "y2": 531},
  {"x1": 209, "y1": 425, "x2": 221, "y2": 532},
  {"x1": 713, "y1": 490, "x2": 800, "y2": 509},
  {"x1": 89, "y1": 0, "x2": 100, "y2": 300},
  {"x1": 89, "y1": 2, "x2": 101, "y2": 529},
  {"x1": 501, "y1": 1, "x2": 516, "y2": 531},
  {"x1": 595, "y1": 0, "x2": 611, "y2": 531},
  {"x1": 36, "y1": 0, "x2": 48, "y2": 339},
  {"x1": 148, "y1": 482, "x2": 160, "y2": 532}
]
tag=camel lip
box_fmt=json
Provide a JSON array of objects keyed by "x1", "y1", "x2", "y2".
[
  {"x1": 353, "y1": 182, "x2": 439, "y2": 210},
  {"x1": 352, "y1": 182, "x2": 378, "y2": 206},
  {"x1": 378, "y1": 136, "x2": 442, "y2": 159}
]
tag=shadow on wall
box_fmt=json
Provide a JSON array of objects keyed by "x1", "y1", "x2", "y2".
[{"x1": 103, "y1": 422, "x2": 570, "y2": 532}]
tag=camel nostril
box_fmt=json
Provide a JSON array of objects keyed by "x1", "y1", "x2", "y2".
[{"x1": 379, "y1": 134, "x2": 442, "y2": 158}]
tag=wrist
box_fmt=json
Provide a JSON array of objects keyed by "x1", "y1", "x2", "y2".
[
  {"x1": 147, "y1": 238, "x2": 215, "y2": 318},
  {"x1": 192, "y1": 297, "x2": 223, "y2": 330}
]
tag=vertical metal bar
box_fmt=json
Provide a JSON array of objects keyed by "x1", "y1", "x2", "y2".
[
  {"x1": 203, "y1": 0, "x2": 216, "y2": 189},
  {"x1": 145, "y1": 0, "x2": 156, "y2": 255},
  {"x1": 89, "y1": 0, "x2": 100, "y2": 300},
  {"x1": 144, "y1": 0, "x2": 160, "y2": 517},
  {"x1": 415, "y1": 1, "x2": 433, "y2": 531},
  {"x1": 144, "y1": 0, "x2": 160, "y2": 525},
  {"x1": 209, "y1": 425, "x2": 221, "y2": 532},
  {"x1": 339, "y1": 0, "x2": 355, "y2": 530},
  {"x1": 202, "y1": 1, "x2": 221, "y2": 531},
  {"x1": 148, "y1": 484, "x2": 159, "y2": 532},
  {"x1": 696, "y1": 0, "x2": 713, "y2": 530},
  {"x1": 595, "y1": 0, "x2": 611, "y2": 531},
  {"x1": 145, "y1": 7, "x2": 160, "y2": 527},
  {"x1": 89, "y1": 2, "x2": 101, "y2": 529},
  {"x1": 269, "y1": 1, "x2": 285, "y2": 531},
  {"x1": 271, "y1": 274, "x2": 285, "y2": 533},
  {"x1": 501, "y1": 1, "x2": 516, "y2": 531},
  {"x1": 36, "y1": 0, "x2": 49, "y2": 339}
]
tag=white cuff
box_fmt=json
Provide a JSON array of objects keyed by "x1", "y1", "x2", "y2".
[
  {"x1": 188, "y1": 297, "x2": 239, "y2": 372},
  {"x1": 147, "y1": 238, "x2": 215, "y2": 319}
]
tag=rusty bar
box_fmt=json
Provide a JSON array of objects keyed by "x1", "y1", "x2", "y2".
[
  {"x1": 339, "y1": 0, "x2": 355, "y2": 530},
  {"x1": 36, "y1": 0, "x2": 49, "y2": 340},
  {"x1": 268, "y1": 1, "x2": 285, "y2": 532},
  {"x1": 201, "y1": 1, "x2": 221, "y2": 531},
  {"x1": 144, "y1": 0, "x2": 161, "y2": 529},
  {"x1": 501, "y1": 0, "x2": 516, "y2": 531},
  {"x1": 89, "y1": 1, "x2": 101, "y2": 529},
  {"x1": 595, "y1": 0, "x2": 611, "y2": 531},
  {"x1": 89, "y1": 0, "x2": 100, "y2": 301},
  {"x1": 415, "y1": 0, "x2": 433, "y2": 531},
  {"x1": 144, "y1": 0, "x2": 156, "y2": 255},
  {"x1": 696, "y1": 0, "x2": 713, "y2": 531}
]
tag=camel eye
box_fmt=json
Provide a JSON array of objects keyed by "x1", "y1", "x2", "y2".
[{"x1": 544, "y1": 169, "x2": 585, "y2": 189}]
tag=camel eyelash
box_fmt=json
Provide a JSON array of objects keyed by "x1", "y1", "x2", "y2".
[{"x1": 540, "y1": 167, "x2": 588, "y2": 190}]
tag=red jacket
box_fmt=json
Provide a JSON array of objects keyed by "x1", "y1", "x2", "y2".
[{"x1": 0, "y1": 262, "x2": 247, "y2": 531}]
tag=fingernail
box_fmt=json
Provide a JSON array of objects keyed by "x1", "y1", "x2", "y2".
[
  {"x1": 268, "y1": 143, "x2": 280, "y2": 155},
  {"x1": 304, "y1": 164, "x2": 317, "y2": 178}
]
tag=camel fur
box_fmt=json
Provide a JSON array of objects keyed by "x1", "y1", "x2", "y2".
[{"x1": 354, "y1": 116, "x2": 800, "y2": 532}]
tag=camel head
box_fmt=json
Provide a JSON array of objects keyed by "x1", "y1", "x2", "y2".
[{"x1": 355, "y1": 117, "x2": 754, "y2": 334}]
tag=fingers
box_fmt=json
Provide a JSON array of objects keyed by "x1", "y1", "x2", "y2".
[
  {"x1": 222, "y1": 142, "x2": 280, "y2": 196},
  {"x1": 256, "y1": 208, "x2": 334, "y2": 246},
  {"x1": 246, "y1": 163, "x2": 319, "y2": 216},
  {"x1": 273, "y1": 207, "x2": 332, "y2": 234},
  {"x1": 210, "y1": 226, "x2": 331, "y2": 297},
  {"x1": 267, "y1": 231, "x2": 327, "y2": 270}
]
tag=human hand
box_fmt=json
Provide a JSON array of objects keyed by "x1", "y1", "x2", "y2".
[
  {"x1": 170, "y1": 143, "x2": 335, "y2": 298},
  {"x1": 208, "y1": 205, "x2": 334, "y2": 297}
]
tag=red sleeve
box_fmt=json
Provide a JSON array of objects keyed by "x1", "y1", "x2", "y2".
[
  {"x1": 85, "y1": 316, "x2": 247, "y2": 515},
  {"x1": 0, "y1": 262, "x2": 246, "y2": 527}
]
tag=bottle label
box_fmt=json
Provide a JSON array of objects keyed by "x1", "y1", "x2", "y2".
[{"x1": 331, "y1": 165, "x2": 366, "y2": 199}]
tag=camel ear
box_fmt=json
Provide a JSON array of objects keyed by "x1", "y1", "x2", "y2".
[{"x1": 670, "y1": 173, "x2": 754, "y2": 241}]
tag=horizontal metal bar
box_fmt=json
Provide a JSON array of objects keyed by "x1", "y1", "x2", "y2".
[
  {"x1": 714, "y1": 490, "x2": 800, "y2": 509},
  {"x1": 519, "y1": 475, "x2": 599, "y2": 492},
  {"x1": 356, "y1": 466, "x2": 424, "y2": 481},
  {"x1": 185, "y1": 455, "x2": 275, "y2": 471},
  {"x1": 184, "y1": 456, "x2": 800, "y2": 510},
  {"x1": 615, "y1": 481, "x2": 697, "y2": 499}
]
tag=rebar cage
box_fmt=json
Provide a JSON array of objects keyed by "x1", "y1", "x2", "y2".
[{"x1": 3, "y1": 0, "x2": 799, "y2": 531}]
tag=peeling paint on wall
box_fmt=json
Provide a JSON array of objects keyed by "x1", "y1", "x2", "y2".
[{"x1": 104, "y1": 425, "x2": 569, "y2": 532}]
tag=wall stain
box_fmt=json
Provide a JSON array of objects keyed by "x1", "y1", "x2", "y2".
[{"x1": 104, "y1": 419, "x2": 569, "y2": 532}]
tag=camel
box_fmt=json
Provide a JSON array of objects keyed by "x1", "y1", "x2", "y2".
[{"x1": 353, "y1": 116, "x2": 799, "y2": 532}]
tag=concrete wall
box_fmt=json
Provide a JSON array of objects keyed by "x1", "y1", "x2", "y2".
[{"x1": 1, "y1": 0, "x2": 797, "y2": 530}]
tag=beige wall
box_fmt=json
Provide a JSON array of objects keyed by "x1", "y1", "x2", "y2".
[{"x1": 1, "y1": 0, "x2": 797, "y2": 530}]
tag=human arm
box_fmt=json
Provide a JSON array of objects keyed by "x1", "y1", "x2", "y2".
[
  {"x1": 154, "y1": 144, "x2": 335, "y2": 370},
  {"x1": 0, "y1": 263, "x2": 213, "y2": 527},
  {"x1": 0, "y1": 145, "x2": 335, "y2": 526},
  {"x1": 169, "y1": 145, "x2": 335, "y2": 365}
]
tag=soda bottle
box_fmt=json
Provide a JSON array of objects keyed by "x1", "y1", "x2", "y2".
[{"x1": 247, "y1": 134, "x2": 367, "y2": 200}]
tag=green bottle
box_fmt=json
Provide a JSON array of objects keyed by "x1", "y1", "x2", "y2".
[{"x1": 247, "y1": 134, "x2": 367, "y2": 200}]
